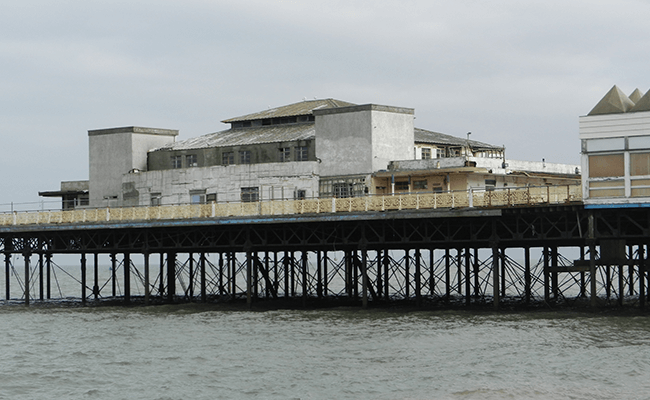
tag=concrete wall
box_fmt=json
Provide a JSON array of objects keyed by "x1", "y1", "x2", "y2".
[
  {"x1": 122, "y1": 161, "x2": 320, "y2": 206},
  {"x1": 315, "y1": 104, "x2": 414, "y2": 177},
  {"x1": 88, "y1": 127, "x2": 177, "y2": 207}
]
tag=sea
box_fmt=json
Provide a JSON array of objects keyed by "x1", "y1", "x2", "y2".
[{"x1": 1, "y1": 303, "x2": 649, "y2": 400}]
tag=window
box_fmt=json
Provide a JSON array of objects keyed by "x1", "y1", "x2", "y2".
[
  {"x1": 436, "y1": 148, "x2": 444, "y2": 158},
  {"x1": 395, "y1": 181, "x2": 409, "y2": 191},
  {"x1": 190, "y1": 190, "x2": 206, "y2": 204},
  {"x1": 485, "y1": 179, "x2": 497, "y2": 191},
  {"x1": 186, "y1": 154, "x2": 198, "y2": 167},
  {"x1": 630, "y1": 152, "x2": 650, "y2": 176},
  {"x1": 421, "y1": 148, "x2": 431, "y2": 160},
  {"x1": 295, "y1": 189, "x2": 306, "y2": 200},
  {"x1": 333, "y1": 183, "x2": 352, "y2": 198},
  {"x1": 150, "y1": 193, "x2": 162, "y2": 206},
  {"x1": 171, "y1": 155, "x2": 182, "y2": 169},
  {"x1": 589, "y1": 154, "x2": 624, "y2": 177},
  {"x1": 296, "y1": 146, "x2": 308, "y2": 161},
  {"x1": 279, "y1": 147, "x2": 291, "y2": 162},
  {"x1": 206, "y1": 193, "x2": 217, "y2": 203},
  {"x1": 222, "y1": 152, "x2": 234, "y2": 165},
  {"x1": 413, "y1": 180, "x2": 427, "y2": 190},
  {"x1": 241, "y1": 187, "x2": 259, "y2": 202},
  {"x1": 432, "y1": 185, "x2": 443, "y2": 193},
  {"x1": 239, "y1": 150, "x2": 251, "y2": 164}
]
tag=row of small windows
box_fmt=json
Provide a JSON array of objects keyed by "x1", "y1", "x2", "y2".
[{"x1": 171, "y1": 146, "x2": 310, "y2": 169}]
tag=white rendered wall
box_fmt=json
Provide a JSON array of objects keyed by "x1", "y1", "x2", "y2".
[
  {"x1": 123, "y1": 161, "x2": 320, "y2": 205},
  {"x1": 315, "y1": 105, "x2": 414, "y2": 177},
  {"x1": 89, "y1": 131, "x2": 175, "y2": 207},
  {"x1": 89, "y1": 132, "x2": 133, "y2": 207}
]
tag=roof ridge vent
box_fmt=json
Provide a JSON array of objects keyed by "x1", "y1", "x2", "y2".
[{"x1": 588, "y1": 85, "x2": 635, "y2": 115}]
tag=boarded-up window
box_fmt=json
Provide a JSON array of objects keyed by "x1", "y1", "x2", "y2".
[
  {"x1": 589, "y1": 154, "x2": 624, "y2": 177},
  {"x1": 630, "y1": 152, "x2": 650, "y2": 176}
]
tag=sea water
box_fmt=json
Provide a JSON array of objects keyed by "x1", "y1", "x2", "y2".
[{"x1": 0, "y1": 304, "x2": 649, "y2": 400}]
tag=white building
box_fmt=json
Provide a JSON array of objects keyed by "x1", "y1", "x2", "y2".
[
  {"x1": 580, "y1": 86, "x2": 650, "y2": 206},
  {"x1": 40, "y1": 98, "x2": 579, "y2": 209}
]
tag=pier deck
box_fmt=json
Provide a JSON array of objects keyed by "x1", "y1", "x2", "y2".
[{"x1": 0, "y1": 184, "x2": 648, "y2": 309}]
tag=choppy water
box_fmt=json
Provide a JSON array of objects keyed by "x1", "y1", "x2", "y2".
[{"x1": 0, "y1": 305, "x2": 649, "y2": 400}]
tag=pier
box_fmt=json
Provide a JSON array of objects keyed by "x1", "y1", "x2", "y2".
[{"x1": 1, "y1": 184, "x2": 648, "y2": 309}]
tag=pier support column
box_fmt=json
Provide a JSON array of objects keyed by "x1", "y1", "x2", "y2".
[
  {"x1": 415, "y1": 248, "x2": 422, "y2": 307},
  {"x1": 4, "y1": 252, "x2": 10, "y2": 301},
  {"x1": 524, "y1": 247, "x2": 531, "y2": 305},
  {"x1": 167, "y1": 252, "x2": 176, "y2": 303},
  {"x1": 589, "y1": 241, "x2": 598, "y2": 307},
  {"x1": 429, "y1": 248, "x2": 435, "y2": 297},
  {"x1": 383, "y1": 249, "x2": 389, "y2": 299},
  {"x1": 144, "y1": 252, "x2": 150, "y2": 305},
  {"x1": 188, "y1": 253, "x2": 194, "y2": 301},
  {"x1": 123, "y1": 253, "x2": 130, "y2": 304},
  {"x1": 301, "y1": 251, "x2": 308, "y2": 307},
  {"x1": 445, "y1": 248, "x2": 451, "y2": 301},
  {"x1": 93, "y1": 253, "x2": 99, "y2": 300},
  {"x1": 159, "y1": 253, "x2": 165, "y2": 298},
  {"x1": 317, "y1": 251, "x2": 323, "y2": 298},
  {"x1": 46, "y1": 253, "x2": 51, "y2": 300},
  {"x1": 543, "y1": 247, "x2": 550, "y2": 303},
  {"x1": 492, "y1": 245, "x2": 499, "y2": 310},
  {"x1": 473, "y1": 248, "x2": 480, "y2": 297},
  {"x1": 23, "y1": 252, "x2": 30, "y2": 306},
  {"x1": 283, "y1": 251, "x2": 289, "y2": 298},
  {"x1": 457, "y1": 249, "x2": 463, "y2": 296},
  {"x1": 81, "y1": 253, "x2": 86, "y2": 304},
  {"x1": 551, "y1": 246, "x2": 559, "y2": 300},
  {"x1": 361, "y1": 247, "x2": 368, "y2": 309},
  {"x1": 323, "y1": 251, "x2": 329, "y2": 297},
  {"x1": 246, "y1": 252, "x2": 251, "y2": 307},
  {"x1": 200, "y1": 253, "x2": 207, "y2": 303},
  {"x1": 111, "y1": 253, "x2": 117, "y2": 297},
  {"x1": 218, "y1": 253, "x2": 224, "y2": 298},
  {"x1": 618, "y1": 261, "x2": 624, "y2": 307},
  {"x1": 639, "y1": 244, "x2": 645, "y2": 309},
  {"x1": 38, "y1": 253, "x2": 44, "y2": 300},
  {"x1": 464, "y1": 247, "x2": 470, "y2": 305},
  {"x1": 405, "y1": 249, "x2": 410, "y2": 299}
]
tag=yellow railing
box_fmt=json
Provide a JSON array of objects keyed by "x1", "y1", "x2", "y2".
[{"x1": 0, "y1": 185, "x2": 582, "y2": 227}]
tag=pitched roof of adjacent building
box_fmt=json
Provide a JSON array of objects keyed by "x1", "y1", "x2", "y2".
[
  {"x1": 222, "y1": 99, "x2": 356, "y2": 123},
  {"x1": 154, "y1": 123, "x2": 315, "y2": 151},
  {"x1": 154, "y1": 99, "x2": 503, "y2": 151},
  {"x1": 415, "y1": 128, "x2": 503, "y2": 150}
]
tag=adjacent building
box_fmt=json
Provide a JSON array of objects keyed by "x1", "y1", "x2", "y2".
[
  {"x1": 40, "y1": 98, "x2": 580, "y2": 209},
  {"x1": 580, "y1": 86, "x2": 650, "y2": 206}
]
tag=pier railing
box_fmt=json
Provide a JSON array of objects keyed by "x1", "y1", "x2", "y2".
[{"x1": 0, "y1": 184, "x2": 582, "y2": 227}]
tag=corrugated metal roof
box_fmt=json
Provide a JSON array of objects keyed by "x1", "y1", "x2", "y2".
[
  {"x1": 153, "y1": 123, "x2": 316, "y2": 151},
  {"x1": 155, "y1": 125, "x2": 503, "y2": 152},
  {"x1": 415, "y1": 128, "x2": 502, "y2": 150},
  {"x1": 222, "y1": 99, "x2": 357, "y2": 123}
]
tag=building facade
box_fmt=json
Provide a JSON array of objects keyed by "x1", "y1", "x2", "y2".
[
  {"x1": 41, "y1": 98, "x2": 579, "y2": 209},
  {"x1": 580, "y1": 86, "x2": 650, "y2": 206}
]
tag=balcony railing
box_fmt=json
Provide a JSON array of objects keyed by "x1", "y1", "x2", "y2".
[{"x1": 0, "y1": 184, "x2": 582, "y2": 227}]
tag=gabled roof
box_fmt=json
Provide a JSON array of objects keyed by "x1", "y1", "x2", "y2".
[
  {"x1": 588, "y1": 85, "x2": 636, "y2": 115},
  {"x1": 415, "y1": 128, "x2": 503, "y2": 150},
  {"x1": 222, "y1": 99, "x2": 357, "y2": 123},
  {"x1": 153, "y1": 123, "x2": 316, "y2": 151}
]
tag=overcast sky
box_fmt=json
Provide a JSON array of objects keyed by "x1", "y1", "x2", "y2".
[{"x1": 2, "y1": 0, "x2": 649, "y2": 207}]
